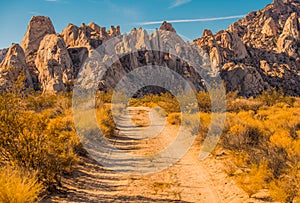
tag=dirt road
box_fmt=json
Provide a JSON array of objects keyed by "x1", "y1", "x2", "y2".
[{"x1": 45, "y1": 107, "x2": 268, "y2": 203}]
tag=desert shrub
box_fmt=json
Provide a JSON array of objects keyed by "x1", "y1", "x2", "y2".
[
  {"x1": 222, "y1": 123, "x2": 264, "y2": 151},
  {"x1": 227, "y1": 99, "x2": 263, "y2": 113},
  {"x1": 221, "y1": 98, "x2": 300, "y2": 201},
  {"x1": 96, "y1": 105, "x2": 116, "y2": 138},
  {"x1": 167, "y1": 113, "x2": 182, "y2": 125},
  {"x1": 237, "y1": 162, "x2": 271, "y2": 197},
  {"x1": 199, "y1": 112, "x2": 211, "y2": 132},
  {"x1": 0, "y1": 92, "x2": 79, "y2": 190},
  {"x1": 0, "y1": 166, "x2": 43, "y2": 203},
  {"x1": 129, "y1": 92, "x2": 181, "y2": 113},
  {"x1": 257, "y1": 88, "x2": 296, "y2": 107},
  {"x1": 96, "y1": 90, "x2": 113, "y2": 104},
  {"x1": 196, "y1": 91, "x2": 211, "y2": 112},
  {"x1": 270, "y1": 166, "x2": 300, "y2": 202}
]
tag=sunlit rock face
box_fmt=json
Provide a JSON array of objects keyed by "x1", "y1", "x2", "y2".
[
  {"x1": 0, "y1": 48, "x2": 8, "y2": 63},
  {"x1": 194, "y1": 0, "x2": 300, "y2": 96},
  {"x1": 20, "y1": 16, "x2": 56, "y2": 90},
  {"x1": 2, "y1": 0, "x2": 300, "y2": 96},
  {"x1": 35, "y1": 34, "x2": 73, "y2": 93},
  {"x1": 0, "y1": 44, "x2": 33, "y2": 90}
]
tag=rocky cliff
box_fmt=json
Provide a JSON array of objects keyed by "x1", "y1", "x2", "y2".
[
  {"x1": 0, "y1": 44, "x2": 33, "y2": 90},
  {"x1": 194, "y1": 0, "x2": 300, "y2": 96},
  {"x1": 0, "y1": 0, "x2": 299, "y2": 96},
  {"x1": 0, "y1": 48, "x2": 8, "y2": 63},
  {"x1": 20, "y1": 16, "x2": 56, "y2": 90}
]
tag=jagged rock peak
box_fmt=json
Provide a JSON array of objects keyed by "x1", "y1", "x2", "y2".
[
  {"x1": 1, "y1": 44, "x2": 26, "y2": 67},
  {"x1": 0, "y1": 43, "x2": 33, "y2": 89},
  {"x1": 21, "y1": 16, "x2": 55, "y2": 56},
  {"x1": 108, "y1": 25, "x2": 121, "y2": 37},
  {"x1": 193, "y1": 0, "x2": 300, "y2": 96},
  {"x1": 262, "y1": 17, "x2": 277, "y2": 36},
  {"x1": 131, "y1": 27, "x2": 137, "y2": 33},
  {"x1": 61, "y1": 21, "x2": 121, "y2": 49},
  {"x1": 202, "y1": 29, "x2": 213, "y2": 37},
  {"x1": 20, "y1": 16, "x2": 56, "y2": 90},
  {"x1": 282, "y1": 12, "x2": 300, "y2": 39},
  {"x1": 0, "y1": 48, "x2": 8, "y2": 63},
  {"x1": 160, "y1": 21, "x2": 176, "y2": 33},
  {"x1": 88, "y1": 22, "x2": 101, "y2": 32}
]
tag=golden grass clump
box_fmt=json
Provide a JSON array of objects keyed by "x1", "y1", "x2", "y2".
[{"x1": 0, "y1": 167, "x2": 43, "y2": 203}]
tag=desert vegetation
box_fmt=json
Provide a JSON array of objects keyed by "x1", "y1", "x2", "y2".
[
  {"x1": 126, "y1": 89, "x2": 300, "y2": 202},
  {"x1": 221, "y1": 91, "x2": 300, "y2": 202},
  {"x1": 0, "y1": 79, "x2": 81, "y2": 201},
  {"x1": 1, "y1": 81, "x2": 299, "y2": 202}
]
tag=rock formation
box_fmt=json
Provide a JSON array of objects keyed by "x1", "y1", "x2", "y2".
[
  {"x1": 79, "y1": 28, "x2": 208, "y2": 95},
  {"x1": 262, "y1": 17, "x2": 278, "y2": 36},
  {"x1": 0, "y1": 44, "x2": 33, "y2": 90},
  {"x1": 194, "y1": 0, "x2": 300, "y2": 96},
  {"x1": 160, "y1": 21, "x2": 177, "y2": 33},
  {"x1": 0, "y1": 48, "x2": 8, "y2": 63},
  {"x1": 35, "y1": 34, "x2": 73, "y2": 93},
  {"x1": 21, "y1": 16, "x2": 56, "y2": 89},
  {"x1": 277, "y1": 12, "x2": 300, "y2": 58},
  {"x1": 68, "y1": 47, "x2": 88, "y2": 77},
  {"x1": 61, "y1": 22, "x2": 120, "y2": 49},
  {"x1": 1, "y1": 0, "x2": 300, "y2": 96}
]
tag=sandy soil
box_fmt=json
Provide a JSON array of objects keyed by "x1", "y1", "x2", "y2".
[{"x1": 44, "y1": 107, "x2": 274, "y2": 203}]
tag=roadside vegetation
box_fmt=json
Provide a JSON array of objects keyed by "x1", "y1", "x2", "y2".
[
  {"x1": 0, "y1": 79, "x2": 81, "y2": 201},
  {"x1": 1, "y1": 79, "x2": 299, "y2": 202},
  {"x1": 127, "y1": 89, "x2": 300, "y2": 202},
  {"x1": 222, "y1": 91, "x2": 300, "y2": 202}
]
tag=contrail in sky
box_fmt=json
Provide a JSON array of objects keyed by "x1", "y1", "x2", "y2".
[{"x1": 138, "y1": 15, "x2": 245, "y2": 25}]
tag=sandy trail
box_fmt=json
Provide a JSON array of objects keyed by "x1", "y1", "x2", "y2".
[{"x1": 45, "y1": 107, "x2": 267, "y2": 203}]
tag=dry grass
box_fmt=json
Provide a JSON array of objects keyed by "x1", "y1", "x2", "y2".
[
  {"x1": 0, "y1": 167, "x2": 43, "y2": 203},
  {"x1": 167, "y1": 113, "x2": 182, "y2": 125},
  {"x1": 221, "y1": 96, "x2": 300, "y2": 202},
  {"x1": 96, "y1": 105, "x2": 116, "y2": 138}
]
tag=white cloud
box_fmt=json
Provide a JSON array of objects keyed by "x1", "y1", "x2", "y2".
[
  {"x1": 28, "y1": 11, "x2": 41, "y2": 15},
  {"x1": 138, "y1": 15, "x2": 245, "y2": 25},
  {"x1": 169, "y1": 0, "x2": 191, "y2": 8}
]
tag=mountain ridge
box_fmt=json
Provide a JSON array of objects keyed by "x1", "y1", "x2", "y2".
[{"x1": 0, "y1": 0, "x2": 299, "y2": 96}]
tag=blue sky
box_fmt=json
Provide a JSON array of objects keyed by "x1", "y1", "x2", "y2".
[{"x1": 0, "y1": 0, "x2": 272, "y2": 49}]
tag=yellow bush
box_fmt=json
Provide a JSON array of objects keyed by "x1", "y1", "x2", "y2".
[
  {"x1": 237, "y1": 163, "x2": 271, "y2": 197},
  {"x1": 167, "y1": 113, "x2": 182, "y2": 125},
  {"x1": 270, "y1": 129, "x2": 292, "y2": 148},
  {"x1": 0, "y1": 93, "x2": 79, "y2": 189},
  {"x1": 221, "y1": 95, "x2": 300, "y2": 201},
  {"x1": 199, "y1": 112, "x2": 211, "y2": 132},
  {"x1": 270, "y1": 167, "x2": 300, "y2": 203},
  {"x1": 0, "y1": 167, "x2": 43, "y2": 203},
  {"x1": 96, "y1": 106, "x2": 116, "y2": 138}
]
